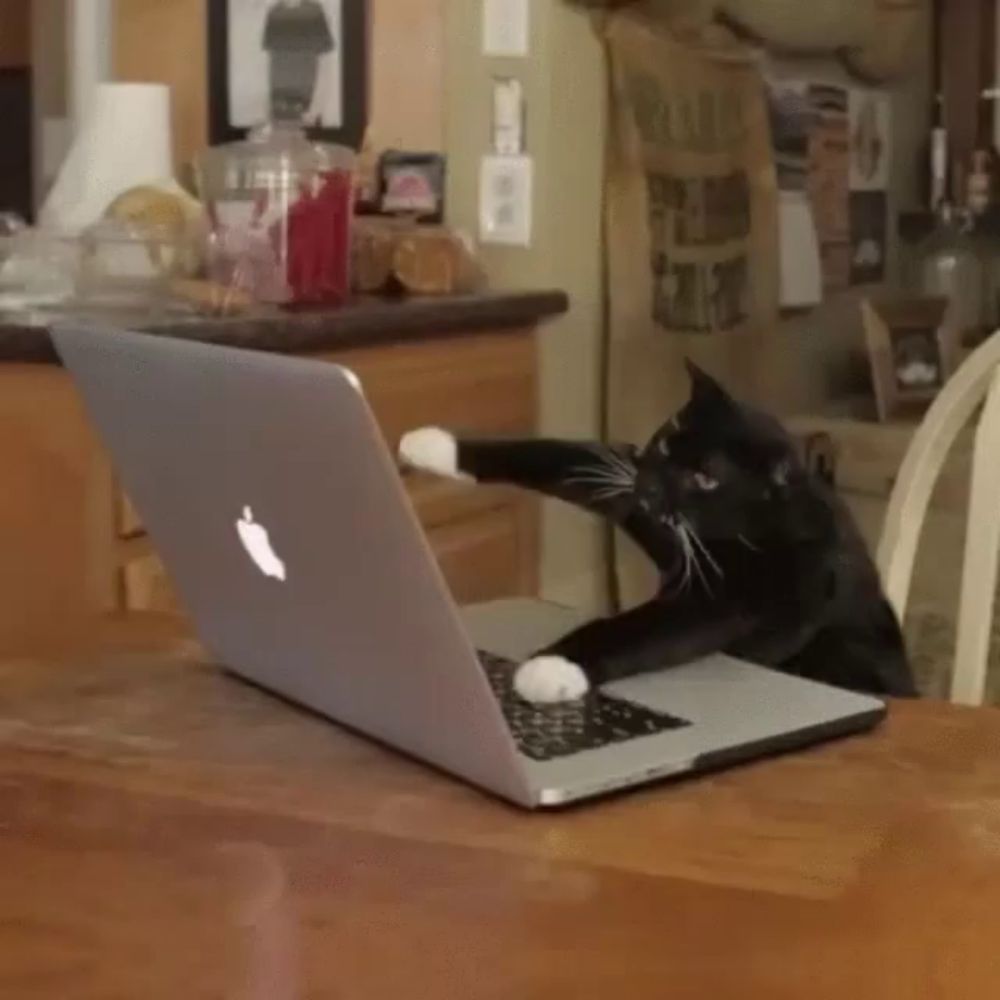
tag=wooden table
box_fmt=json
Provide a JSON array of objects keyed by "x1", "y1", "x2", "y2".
[{"x1": 3, "y1": 637, "x2": 1000, "y2": 998}]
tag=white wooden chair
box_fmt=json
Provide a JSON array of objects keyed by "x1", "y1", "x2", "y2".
[{"x1": 878, "y1": 331, "x2": 1000, "y2": 705}]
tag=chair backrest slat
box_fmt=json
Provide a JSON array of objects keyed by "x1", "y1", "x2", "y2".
[
  {"x1": 951, "y1": 368, "x2": 1000, "y2": 704},
  {"x1": 877, "y1": 332, "x2": 1000, "y2": 705}
]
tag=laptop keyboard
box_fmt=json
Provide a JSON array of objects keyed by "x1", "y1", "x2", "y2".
[{"x1": 478, "y1": 651, "x2": 690, "y2": 763}]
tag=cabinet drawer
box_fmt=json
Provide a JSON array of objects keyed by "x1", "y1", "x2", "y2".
[
  {"x1": 425, "y1": 504, "x2": 529, "y2": 604},
  {"x1": 323, "y1": 329, "x2": 536, "y2": 448},
  {"x1": 122, "y1": 551, "x2": 182, "y2": 615}
]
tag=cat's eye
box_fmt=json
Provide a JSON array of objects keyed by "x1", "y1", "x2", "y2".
[{"x1": 692, "y1": 471, "x2": 719, "y2": 492}]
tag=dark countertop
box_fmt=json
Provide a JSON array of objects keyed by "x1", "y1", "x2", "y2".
[{"x1": 0, "y1": 289, "x2": 569, "y2": 364}]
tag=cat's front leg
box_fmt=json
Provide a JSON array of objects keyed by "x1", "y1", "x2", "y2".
[
  {"x1": 513, "y1": 600, "x2": 756, "y2": 704},
  {"x1": 398, "y1": 428, "x2": 638, "y2": 517}
]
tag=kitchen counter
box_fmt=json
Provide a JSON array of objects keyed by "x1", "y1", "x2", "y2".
[
  {"x1": 0, "y1": 289, "x2": 569, "y2": 363},
  {"x1": 0, "y1": 288, "x2": 565, "y2": 654}
]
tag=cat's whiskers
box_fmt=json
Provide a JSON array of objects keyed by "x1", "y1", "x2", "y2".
[
  {"x1": 664, "y1": 518, "x2": 693, "y2": 597},
  {"x1": 565, "y1": 459, "x2": 637, "y2": 498},
  {"x1": 682, "y1": 528, "x2": 714, "y2": 597},
  {"x1": 606, "y1": 453, "x2": 637, "y2": 480},
  {"x1": 679, "y1": 531, "x2": 694, "y2": 594},
  {"x1": 589, "y1": 486, "x2": 629, "y2": 502},
  {"x1": 738, "y1": 534, "x2": 762, "y2": 553},
  {"x1": 564, "y1": 479, "x2": 633, "y2": 501},
  {"x1": 565, "y1": 472, "x2": 633, "y2": 489},
  {"x1": 675, "y1": 516, "x2": 720, "y2": 597},
  {"x1": 680, "y1": 515, "x2": 723, "y2": 579},
  {"x1": 578, "y1": 446, "x2": 638, "y2": 485}
]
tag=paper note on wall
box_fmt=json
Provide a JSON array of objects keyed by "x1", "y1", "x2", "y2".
[
  {"x1": 807, "y1": 83, "x2": 851, "y2": 294},
  {"x1": 848, "y1": 89, "x2": 891, "y2": 286},
  {"x1": 766, "y1": 78, "x2": 821, "y2": 308}
]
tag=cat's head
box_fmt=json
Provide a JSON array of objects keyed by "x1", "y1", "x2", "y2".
[{"x1": 630, "y1": 362, "x2": 832, "y2": 550}]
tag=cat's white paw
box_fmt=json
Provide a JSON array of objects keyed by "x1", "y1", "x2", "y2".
[
  {"x1": 398, "y1": 427, "x2": 473, "y2": 481},
  {"x1": 514, "y1": 656, "x2": 590, "y2": 704}
]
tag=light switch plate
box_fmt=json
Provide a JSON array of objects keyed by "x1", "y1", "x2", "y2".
[
  {"x1": 492, "y1": 77, "x2": 525, "y2": 155},
  {"x1": 482, "y1": 0, "x2": 530, "y2": 57},
  {"x1": 479, "y1": 154, "x2": 533, "y2": 247}
]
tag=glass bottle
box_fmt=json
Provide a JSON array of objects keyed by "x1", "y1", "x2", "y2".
[{"x1": 913, "y1": 203, "x2": 986, "y2": 340}]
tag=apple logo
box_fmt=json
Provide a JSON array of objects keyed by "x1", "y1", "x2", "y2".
[{"x1": 236, "y1": 506, "x2": 287, "y2": 582}]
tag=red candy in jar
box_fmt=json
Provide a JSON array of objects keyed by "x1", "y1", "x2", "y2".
[{"x1": 197, "y1": 123, "x2": 355, "y2": 306}]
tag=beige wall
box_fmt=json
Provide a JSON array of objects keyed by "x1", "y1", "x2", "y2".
[
  {"x1": 113, "y1": 0, "x2": 207, "y2": 170},
  {"x1": 444, "y1": 2, "x2": 930, "y2": 611},
  {"x1": 370, "y1": 0, "x2": 444, "y2": 151},
  {"x1": 445, "y1": 1, "x2": 609, "y2": 611},
  {"x1": 110, "y1": 0, "x2": 445, "y2": 167},
  {"x1": 30, "y1": 0, "x2": 68, "y2": 203}
]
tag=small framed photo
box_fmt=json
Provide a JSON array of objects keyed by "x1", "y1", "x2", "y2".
[
  {"x1": 378, "y1": 151, "x2": 447, "y2": 222},
  {"x1": 208, "y1": 0, "x2": 369, "y2": 149},
  {"x1": 861, "y1": 297, "x2": 960, "y2": 421}
]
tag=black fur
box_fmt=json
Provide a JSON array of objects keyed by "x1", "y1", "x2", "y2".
[{"x1": 452, "y1": 362, "x2": 917, "y2": 698}]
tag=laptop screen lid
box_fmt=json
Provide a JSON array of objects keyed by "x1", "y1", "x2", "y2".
[{"x1": 52, "y1": 323, "x2": 529, "y2": 802}]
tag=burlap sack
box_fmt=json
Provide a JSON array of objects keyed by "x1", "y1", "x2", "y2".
[{"x1": 602, "y1": 12, "x2": 779, "y2": 606}]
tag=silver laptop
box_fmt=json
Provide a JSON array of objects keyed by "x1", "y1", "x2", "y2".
[{"x1": 53, "y1": 323, "x2": 886, "y2": 809}]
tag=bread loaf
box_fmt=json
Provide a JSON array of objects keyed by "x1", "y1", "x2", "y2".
[
  {"x1": 393, "y1": 227, "x2": 483, "y2": 296},
  {"x1": 351, "y1": 217, "x2": 400, "y2": 293}
]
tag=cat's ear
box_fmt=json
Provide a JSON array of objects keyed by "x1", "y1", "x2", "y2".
[{"x1": 685, "y1": 360, "x2": 732, "y2": 409}]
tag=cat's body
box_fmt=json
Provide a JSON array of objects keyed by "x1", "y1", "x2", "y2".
[{"x1": 399, "y1": 365, "x2": 917, "y2": 703}]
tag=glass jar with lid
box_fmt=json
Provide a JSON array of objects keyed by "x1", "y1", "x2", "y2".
[
  {"x1": 911, "y1": 203, "x2": 986, "y2": 340},
  {"x1": 196, "y1": 123, "x2": 355, "y2": 305}
]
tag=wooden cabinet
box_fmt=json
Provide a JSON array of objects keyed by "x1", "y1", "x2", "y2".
[
  {"x1": 0, "y1": 364, "x2": 116, "y2": 654},
  {"x1": 116, "y1": 328, "x2": 540, "y2": 616},
  {"x1": 0, "y1": 290, "x2": 565, "y2": 652},
  {"x1": 0, "y1": 0, "x2": 29, "y2": 69}
]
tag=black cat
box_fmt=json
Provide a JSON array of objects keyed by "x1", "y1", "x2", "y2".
[{"x1": 399, "y1": 363, "x2": 917, "y2": 704}]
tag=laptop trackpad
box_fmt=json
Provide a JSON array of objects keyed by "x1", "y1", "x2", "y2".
[{"x1": 604, "y1": 655, "x2": 884, "y2": 730}]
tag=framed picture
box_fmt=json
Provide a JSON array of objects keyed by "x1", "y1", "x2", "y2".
[
  {"x1": 861, "y1": 297, "x2": 960, "y2": 421},
  {"x1": 208, "y1": 0, "x2": 369, "y2": 149}
]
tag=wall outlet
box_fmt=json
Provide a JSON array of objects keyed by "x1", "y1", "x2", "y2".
[{"x1": 479, "y1": 154, "x2": 533, "y2": 247}]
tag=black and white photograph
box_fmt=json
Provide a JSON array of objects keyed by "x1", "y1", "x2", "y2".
[{"x1": 208, "y1": 0, "x2": 368, "y2": 148}]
